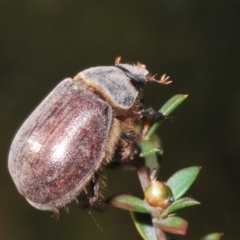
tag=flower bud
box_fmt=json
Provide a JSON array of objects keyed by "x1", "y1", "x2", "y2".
[{"x1": 144, "y1": 180, "x2": 171, "y2": 208}]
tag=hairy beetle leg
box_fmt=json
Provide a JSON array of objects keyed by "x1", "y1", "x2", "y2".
[
  {"x1": 140, "y1": 108, "x2": 173, "y2": 122},
  {"x1": 119, "y1": 132, "x2": 138, "y2": 162},
  {"x1": 83, "y1": 174, "x2": 102, "y2": 210}
]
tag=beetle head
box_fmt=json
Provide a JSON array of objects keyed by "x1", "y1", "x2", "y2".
[{"x1": 115, "y1": 63, "x2": 149, "y2": 88}]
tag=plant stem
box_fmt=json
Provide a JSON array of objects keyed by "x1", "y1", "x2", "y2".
[{"x1": 136, "y1": 162, "x2": 167, "y2": 240}]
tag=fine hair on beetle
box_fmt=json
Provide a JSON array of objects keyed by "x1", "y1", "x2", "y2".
[
  {"x1": 73, "y1": 77, "x2": 138, "y2": 164},
  {"x1": 8, "y1": 56, "x2": 172, "y2": 214}
]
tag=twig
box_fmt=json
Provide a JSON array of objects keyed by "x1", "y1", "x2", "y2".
[{"x1": 136, "y1": 161, "x2": 167, "y2": 240}]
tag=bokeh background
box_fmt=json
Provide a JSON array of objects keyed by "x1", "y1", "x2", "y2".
[{"x1": 1, "y1": 1, "x2": 240, "y2": 239}]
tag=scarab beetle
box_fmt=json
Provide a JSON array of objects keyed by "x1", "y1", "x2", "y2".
[{"x1": 8, "y1": 57, "x2": 171, "y2": 213}]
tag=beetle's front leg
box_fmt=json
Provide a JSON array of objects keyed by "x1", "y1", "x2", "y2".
[
  {"x1": 139, "y1": 108, "x2": 173, "y2": 140},
  {"x1": 140, "y1": 108, "x2": 173, "y2": 122}
]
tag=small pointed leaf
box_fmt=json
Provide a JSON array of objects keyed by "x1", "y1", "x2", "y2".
[
  {"x1": 131, "y1": 212, "x2": 158, "y2": 240},
  {"x1": 160, "y1": 94, "x2": 188, "y2": 116},
  {"x1": 144, "y1": 152, "x2": 161, "y2": 174},
  {"x1": 146, "y1": 94, "x2": 188, "y2": 139},
  {"x1": 166, "y1": 166, "x2": 201, "y2": 200},
  {"x1": 153, "y1": 216, "x2": 188, "y2": 235},
  {"x1": 142, "y1": 134, "x2": 163, "y2": 173},
  {"x1": 200, "y1": 233, "x2": 224, "y2": 240},
  {"x1": 139, "y1": 140, "x2": 162, "y2": 158},
  {"x1": 107, "y1": 194, "x2": 150, "y2": 213},
  {"x1": 161, "y1": 197, "x2": 200, "y2": 217}
]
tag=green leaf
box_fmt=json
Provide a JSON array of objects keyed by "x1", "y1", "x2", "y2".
[
  {"x1": 144, "y1": 152, "x2": 161, "y2": 176},
  {"x1": 146, "y1": 94, "x2": 188, "y2": 139},
  {"x1": 161, "y1": 197, "x2": 200, "y2": 217},
  {"x1": 160, "y1": 94, "x2": 188, "y2": 116},
  {"x1": 139, "y1": 140, "x2": 162, "y2": 158},
  {"x1": 153, "y1": 216, "x2": 188, "y2": 235},
  {"x1": 166, "y1": 166, "x2": 201, "y2": 200},
  {"x1": 131, "y1": 212, "x2": 158, "y2": 240},
  {"x1": 200, "y1": 233, "x2": 224, "y2": 240},
  {"x1": 107, "y1": 194, "x2": 150, "y2": 213},
  {"x1": 142, "y1": 134, "x2": 163, "y2": 174}
]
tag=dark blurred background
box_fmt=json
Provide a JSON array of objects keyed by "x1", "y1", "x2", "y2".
[{"x1": 1, "y1": 1, "x2": 240, "y2": 239}]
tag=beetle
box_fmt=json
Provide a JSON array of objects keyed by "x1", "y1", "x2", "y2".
[{"x1": 8, "y1": 57, "x2": 171, "y2": 214}]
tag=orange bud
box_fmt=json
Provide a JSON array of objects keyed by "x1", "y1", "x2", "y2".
[{"x1": 144, "y1": 181, "x2": 171, "y2": 208}]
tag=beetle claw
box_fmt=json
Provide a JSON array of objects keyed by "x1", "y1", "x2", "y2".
[{"x1": 119, "y1": 132, "x2": 138, "y2": 163}]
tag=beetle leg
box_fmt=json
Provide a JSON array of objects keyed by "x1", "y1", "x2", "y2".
[
  {"x1": 119, "y1": 132, "x2": 138, "y2": 163},
  {"x1": 89, "y1": 175, "x2": 100, "y2": 206},
  {"x1": 140, "y1": 108, "x2": 173, "y2": 122},
  {"x1": 86, "y1": 174, "x2": 102, "y2": 208},
  {"x1": 115, "y1": 107, "x2": 172, "y2": 122}
]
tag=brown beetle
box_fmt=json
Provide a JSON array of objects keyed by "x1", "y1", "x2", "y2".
[{"x1": 8, "y1": 57, "x2": 171, "y2": 213}]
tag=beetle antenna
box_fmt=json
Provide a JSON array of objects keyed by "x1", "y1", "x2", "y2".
[
  {"x1": 115, "y1": 56, "x2": 121, "y2": 64},
  {"x1": 136, "y1": 62, "x2": 146, "y2": 69},
  {"x1": 147, "y1": 73, "x2": 172, "y2": 85}
]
